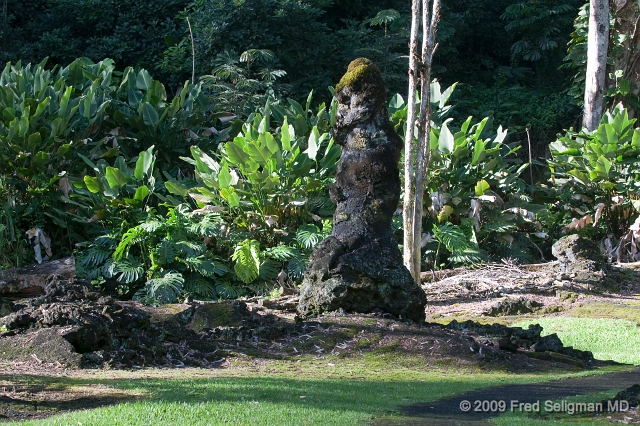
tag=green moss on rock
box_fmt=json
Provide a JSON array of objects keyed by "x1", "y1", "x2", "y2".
[
  {"x1": 335, "y1": 58, "x2": 384, "y2": 93},
  {"x1": 188, "y1": 301, "x2": 248, "y2": 334},
  {"x1": 0, "y1": 328, "x2": 82, "y2": 367}
]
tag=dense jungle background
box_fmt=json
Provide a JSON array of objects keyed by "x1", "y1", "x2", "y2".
[{"x1": 1, "y1": 0, "x2": 640, "y2": 305}]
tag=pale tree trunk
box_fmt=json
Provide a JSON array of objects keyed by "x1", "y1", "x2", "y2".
[
  {"x1": 583, "y1": 0, "x2": 610, "y2": 130},
  {"x1": 403, "y1": 0, "x2": 441, "y2": 282}
]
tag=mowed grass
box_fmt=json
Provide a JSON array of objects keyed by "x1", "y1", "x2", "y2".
[
  {"x1": 515, "y1": 317, "x2": 640, "y2": 365},
  {"x1": 9, "y1": 358, "x2": 609, "y2": 426}
]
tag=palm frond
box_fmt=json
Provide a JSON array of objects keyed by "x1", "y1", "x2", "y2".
[
  {"x1": 152, "y1": 239, "x2": 177, "y2": 266},
  {"x1": 175, "y1": 240, "x2": 206, "y2": 258},
  {"x1": 113, "y1": 226, "x2": 147, "y2": 260},
  {"x1": 79, "y1": 244, "x2": 113, "y2": 268},
  {"x1": 190, "y1": 214, "x2": 225, "y2": 236},
  {"x1": 139, "y1": 219, "x2": 165, "y2": 233},
  {"x1": 286, "y1": 256, "x2": 308, "y2": 279},
  {"x1": 114, "y1": 258, "x2": 145, "y2": 283},
  {"x1": 183, "y1": 275, "x2": 218, "y2": 300},
  {"x1": 263, "y1": 244, "x2": 300, "y2": 261},
  {"x1": 259, "y1": 259, "x2": 281, "y2": 280},
  {"x1": 211, "y1": 279, "x2": 245, "y2": 299},
  {"x1": 146, "y1": 271, "x2": 184, "y2": 304},
  {"x1": 182, "y1": 255, "x2": 230, "y2": 277},
  {"x1": 296, "y1": 224, "x2": 324, "y2": 249},
  {"x1": 232, "y1": 239, "x2": 260, "y2": 283},
  {"x1": 432, "y1": 223, "x2": 470, "y2": 255}
]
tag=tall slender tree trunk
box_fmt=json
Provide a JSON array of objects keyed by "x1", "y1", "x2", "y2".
[
  {"x1": 403, "y1": 0, "x2": 441, "y2": 282},
  {"x1": 583, "y1": 0, "x2": 610, "y2": 130},
  {"x1": 611, "y1": 0, "x2": 640, "y2": 113}
]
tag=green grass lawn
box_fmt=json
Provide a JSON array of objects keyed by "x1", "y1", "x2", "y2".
[
  {"x1": 514, "y1": 317, "x2": 640, "y2": 365},
  {"x1": 9, "y1": 358, "x2": 612, "y2": 426}
]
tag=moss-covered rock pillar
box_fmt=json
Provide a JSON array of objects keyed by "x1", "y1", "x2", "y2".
[{"x1": 297, "y1": 58, "x2": 427, "y2": 322}]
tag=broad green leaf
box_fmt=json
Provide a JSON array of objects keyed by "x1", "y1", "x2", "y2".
[
  {"x1": 294, "y1": 114, "x2": 308, "y2": 136},
  {"x1": 224, "y1": 140, "x2": 250, "y2": 166},
  {"x1": 475, "y1": 179, "x2": 490, "y2": 196},
  {"x1": 32, "y1": 97, "x2": 51, "y2": 121},
  {"x1": 281, "y1": 116, "x2": 293, "y2": 151},
  {"x1": 632, "y1": 129, "x2": 640, "y2": 148},
  {"x1": 59, "y1": 86, "x2": 73, "y2": 118},
  {"x1": 220, "y1": 187, "x2": 240, "y2": 207},
  {"x1": 105, "y1": 166, "x2": 128, "y2": 188},
  {"x1": 134, "y1": 146, "x2": 155, "y2": 179},
  {"x1": 595, "y1": 156, "x2": 612, "y2": 178},
  {"x1": 192, "y1": 146, "x2": 221, "y2": 174},
  {"x1": 27, "y1": 132, "x2": 42, "y2": 149},
  {"x1": 307, "y1": 126, "x2": 320, "y2": 160},
  {"x1": 56, "y1": 143, "x2": 73, "y2": 159},
  {"x1": 32, "y1": 151, "x2": 49, "y2": 169},
  {"x1": 246, "y1": 142, "x2": 272, "y2": 166},
  {"x1": 164, "y1": 181, "x2": 189, "y2": 197},
  {"x1": 438, "y1": 205, "x2": 454, "y2": 222},
  {"x1": 263, "y1": 132, "x2": 279, "y2": 154},
  {"x1": 460, "y1": 116, "x2": 474, "y2": 134},
  {"x1": 134, "y1": 185, "x2": 150, "y2": 201},
  {"x1": 330, "y1": 97, "x2": 338, "y2": 127},
  {"x1": 438, "y1": 120, "x2": 454, "y2": 154},
  {"x1": 136, "y1": 69, "x2": 154, "y2": 91},
  {"x1": 439, "y1": 83, "x2": 457, "y2": 108},
  {"x1": 84, "y1": 176, "x2": 102, "y2": 193},
  {"x1": 472, "y1": 139, "x2": 486, "y2": 165},
  {"x1": 219, "y1": 165, "x2": 232, "y2": 189},
  {"x1": 140, "y1": 102, "x2": 159, "y2": 127}
]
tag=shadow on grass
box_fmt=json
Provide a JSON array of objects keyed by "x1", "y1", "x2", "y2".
[{"x1": 0, "y1": 371, "x2": 553, "y2": 425}]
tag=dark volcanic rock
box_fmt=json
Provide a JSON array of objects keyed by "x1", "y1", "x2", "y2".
[
  {"x1": 0, "y1": 277, "x2": 291, "y2": 368},
  {"x1": 605, "y1": 384, "x2": 640, "y2": 408},
  {"x1": 552, "y1": 234, "x2": 606, "y2": 284},
  {"x1": 298, "y1": 58, "x2": 426, "y2": 322},
  {"x1": 486, "y1": 297, "x2": 542, "y2": 316},
  {"x1": 445, "y1": 319, "x2": 594, "y2": 364}
]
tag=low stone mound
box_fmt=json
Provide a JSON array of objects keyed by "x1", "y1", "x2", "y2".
[
  {"x1": 485, "y1": 297, "x2": 543, "y2": 316},
  {"x1": 0, "y1": 278, "x2": 291, "y2": 368},
  {"x1": 444, "y1": 319, "x2": 595, "y2": 365},
  {"x1": 605, "y1": 383, "x2": 640, "y2": 408}
]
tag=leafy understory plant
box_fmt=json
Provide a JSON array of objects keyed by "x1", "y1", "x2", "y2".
[
  {"x1": 549, "y1": 103, "x2": 640, "y2": 261},
  {"x1": 391, "y1": 83, "x2": 545, "y2": 268}
]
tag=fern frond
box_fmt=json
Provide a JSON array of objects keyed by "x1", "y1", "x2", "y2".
[
  {"x1": 113, "y1": 226, "x2": 147, "y2": 260},
  {"x1": 139, "y1": 219, "x2": 165, "y2": 233},
  {"x1": 80, "y1": 244, "x2": 113, "y2": 268},
  {"x1": 286, "y1": 256, "x2": 308, "y2": 279},
  {"x1": 296, "y1": 224, "x2": 324, "y2": 249},
  {"x1": 449, "y1": 247, "x2": 488, "y2": 267},
  {"x1": 263, "y1": 245, "x2": 300, "y2": 261},
  {"x1": 175, "y1": 240, "x2": 206, "y2": 258},
  {"x1": 190, "y1": 214, "x2": 225, "y2": 236},
  {"x1": 432, "y1": 223, "x2": 470, "y2": 255},
  {"x1": 232, "y1": 239, "x2": 260, "y2": 283},
  {"x1": 95, "y1": 235, "x2": 117, "y2": 249},
  {"x1": 259, "y1": 259, "x2": 281, "y2": 280},
  {"x1": 183, "y1": 275, "x2": 218, "y2": 300},
  {"x1": 114, "y1": 258, "x2": 145, "y2": 283},
  {"x1": 146, "y1": 270, "x2": 184, "y2": 304},
  {"x1": 211, "y1": 279, "x2": 245, "y2": 299},
  {"x1": 101, "y1": 258, "x2": 117, "y2": 279},
  {"x1": 182, "y1": 255, "x2": 230, "y2": 277},
  {"x1": 152, "y1": 239, "x2": 177, "y2": 266}
]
